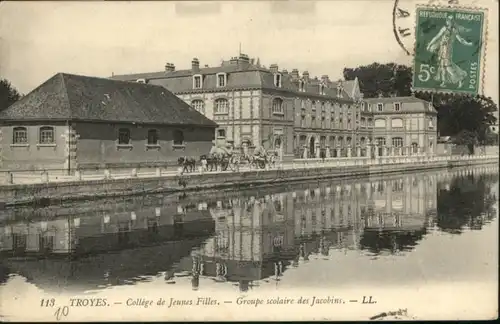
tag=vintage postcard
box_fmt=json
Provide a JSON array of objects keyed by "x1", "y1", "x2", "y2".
[{"x1": 0, "y1": 0, "x2": 498, "y2": 322}]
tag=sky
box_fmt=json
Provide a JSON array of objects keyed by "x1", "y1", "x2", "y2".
[{"x1": 0, "y1": 0, "x2": 498, "y2": 108}]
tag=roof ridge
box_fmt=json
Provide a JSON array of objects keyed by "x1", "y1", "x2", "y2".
[{"x1": 59, "y1": 73, "x2": 73, "y2": 120}]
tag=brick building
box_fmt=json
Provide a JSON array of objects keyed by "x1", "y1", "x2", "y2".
[
  {"x1": 0, "y1": 73, "x2": 217, "y2": 172},
  {"x1": 111, "y1": 54, "x2": 373, "y2": 161},
  {"x1": 363, "y1": 95, "x2": 438, "y2": 156}
]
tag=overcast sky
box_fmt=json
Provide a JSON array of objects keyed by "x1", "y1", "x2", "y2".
[{"x1": 0, "y1": 0, "x2": 498, "y2": 105}]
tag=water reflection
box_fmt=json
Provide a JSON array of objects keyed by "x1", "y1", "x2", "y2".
[{"x1": 0, "y1": 165, "x2": 497, "y2": 293}]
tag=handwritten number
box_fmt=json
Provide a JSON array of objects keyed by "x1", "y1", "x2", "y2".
[{"x1": 54, "y1": 306, "x2": 69, "y2": 321}]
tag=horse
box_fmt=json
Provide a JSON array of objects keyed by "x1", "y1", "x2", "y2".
[{"x1": 178, "y1": 157, "x2": 196, "y2": 173}]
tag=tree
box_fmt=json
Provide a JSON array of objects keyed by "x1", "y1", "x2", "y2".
[
  {"x1": 343, "y1": 63, "x2": 412, "y2": 98},
  {"x1": 0, "y1": 78, "x2": 22, "y2": 111},
  {"x1": 343, "y1": 63, "x2": 498, "y2": 141},
  {"x1": 453, "y1": 129, "x2": 478, "y2": 154}
]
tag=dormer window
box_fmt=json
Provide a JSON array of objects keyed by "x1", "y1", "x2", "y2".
[
  {"x1": 377, "y1": 103, "x2": 383, "y2": 112},
  {"x1": 299, "y1": 80, "x2": 305, "y2": 92},
  {"x1": 337, "y1": 86, "x2": 343, "y2": 98},
  {"x1": 394, "y1": 102, "x2": 401, "y2": 111},
  {"x1": 319, "y1": 84, "x2": 325, "y2": 95},
  {"x1": 193, "y1": 75, "x2": 203, "y2": 89},
  {"x1": 217, "y1": 73, "x2": 227, "y2": 88},
  {"x1": 136, "y1": 78, "x2": 146, "y2": 84},
  {"x1": 274, "y1": 73, "x2": 282, "y2": 88}
]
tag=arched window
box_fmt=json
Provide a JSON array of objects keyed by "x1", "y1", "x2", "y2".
[
  {"x1": 346, "y1": 137, "x2": 352, "y2": 146},
  {"x1": 13, "y1": 127, "x2": 28, "y2": 144},
  {"x1": 173, "y1": 130, "x2": 184, "y2": 146},
  {"x1": 360, "y1": 137, "x2": 366, "y2": 145},
  {"x1": 147, "y1": 129, "x2": 159, "y2": 145},
  {"x1": 272, "y1": 98, "x2": 284, "y2": 115},
  {"x1": 191, "y1": 100, "x2": 205, "y2": 114},
  {"x1": 214, "y1": 98, "x2": 229, "y2": 114},
  {"x1": 39, "y1": 126, "x2": 55, "y2": 144},
  {"x1": 392, "y1": 137, "x2": 403, "y2": 147},
  {"x1": 338, "y1": 136, "x2": 344, "y2": 146},
  {"x1": 118, "y1": 128, "x2": 131, "y2": 145}
]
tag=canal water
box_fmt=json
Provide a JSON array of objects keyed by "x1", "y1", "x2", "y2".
[{"x1": 0, "y1": 165, "x2": 498, "y2": 320}]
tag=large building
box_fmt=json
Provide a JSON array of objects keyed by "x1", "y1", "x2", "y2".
[
  {"x1": 111, "y1": 53, "x2": 438, "y2": 159},
  {"x1": 0, "y1": 73, "x2": 217, "y2": 172},
  {"x1": 111, "y1": 54, "x2": 373, "y2": 161},
  {"x1": 364, "y1": 95, "x2": 438, "y2": 156}
]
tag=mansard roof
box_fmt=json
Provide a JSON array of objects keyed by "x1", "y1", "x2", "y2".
[{"x1": 110, "y1": 58, "x2": 357, "y2": 103}]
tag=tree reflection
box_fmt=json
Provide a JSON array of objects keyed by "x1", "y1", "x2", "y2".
[
  {"x1": 359, "y1": 229, "x2": 427, "y2": 254},
  {"x1": 436, "y1": 174, "x2": 498, "y2": 234}
]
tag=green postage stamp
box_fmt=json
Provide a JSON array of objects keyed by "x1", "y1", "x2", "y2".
[{"x1": 412, "y1": 6, "x2": 487, "y2": 95}]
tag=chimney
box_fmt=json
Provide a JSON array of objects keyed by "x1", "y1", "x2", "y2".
[
  {"x1": 282, "y1": 69, "x2": 288, "y2": 75},
  {"x1": 303, "y1": 71, "x2": 310, "y2": 82},
  {"x1": 191, "y1": 58, "x2": 200, "y2": 72},
  {"x1": 165, "y1": 63, "x2": 175, "y2": 73},
  {"x1": 291, "y1": 69, "x2": 299, "y2": 80},
  {"x1": 321, "y1": 75, "x2": 330, "y2": 83},
  {"x1": 204, "y1": 64, "x2": 209, "y2": 68},
  {"x1": 270, "y1": 64, "x2": 279, "y2": 73}
]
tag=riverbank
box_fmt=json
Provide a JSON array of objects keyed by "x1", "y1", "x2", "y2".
[{"x1": 0, "y1": 155, "x2": 498, "y2": 207}]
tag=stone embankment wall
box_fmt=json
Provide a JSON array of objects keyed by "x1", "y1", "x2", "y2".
[{"x1": 0, "y1": 157, "x2": 497, "y2": 207}]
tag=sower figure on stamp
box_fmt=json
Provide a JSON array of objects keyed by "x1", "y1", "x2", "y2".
[{"x1": 426, "y1": 15, "x2": 474, "y2": 88}]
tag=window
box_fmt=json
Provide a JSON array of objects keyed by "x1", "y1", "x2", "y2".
[
  {"x1": 217, "y1": 73, "x2": 227, "y2": 87},
  {"x1": 193, "y1": 75, "x2": 202, "y2": 89},
  {"x1": 311, "y1": 101, "x2": 316, "y2": 111},
  {"x1": 13, "y1": 127, "x2": 28, "y2": 144},
  {"x1": 173, "y1": 130, "x2": 184, "y2": 146},
  {"x1": 274, "y1": 73, "x2": 282, "y2": 87},
  {"x1": 319, "y1": 84, "x2": 325, "y2": 95},
  {"x1": 272, "y1": 98, "x2": 284, "y2": 115},
  {"x1": 394, "y1": 102, "x2": 401, "y2": 111},
  {"x1": 118, "y1": 128, "x2": 131, "y2": 145},
  {"x1": 299, "y1": 80, "x2": 305, "y2": 92},
  {"x1": 214, "y1": 98, "x2": 229, "y2": 114},
  {"x1": 374, "y1": 119, "x2": 386, "y2": 128},
  {"x1": 391, "y1": 118, "x2": 404, "y2": 128},
  {"x1": 311, "y1": 116, "x2": 316, "y2": 128},
  {"x1": 39, "y1": 126, "x2": 55, "y2": 144},
  {"x1": 411, "y1": 142, "x2": 419, "y2": 153},
  {"x1": 191, "y1": 100, "x2": 205, "y2": 114},
  {"x1": 361, "y1": 117, "x2": 366, "y2": 127},
  {"x1": 147, "y1": 129, "x2": 159, "y2": 145},
  {"x1": 300, "y1": 115, "x2": 305, "y2": 128},
  {"x1": 375, "y1": 137, "x2": 386, "y2": 146},
  {"x1": 217, "y1": 129, "x2": 226, "y2": 139},
  {"x1": 367, "y1": 104, "x2": 372, "y2": 112},
  {"x1": 428, "y1": 119, "x2": 434, "y2": 129},
  {"x1": 392, "y1": 137, "x2": 403, "y2": 147},
  {"x1": 377, "y1": 103, "x2": 383, "y2": 112},
  {"x1": 321, "y1": 102, "x2": 325, "y2": 111}
]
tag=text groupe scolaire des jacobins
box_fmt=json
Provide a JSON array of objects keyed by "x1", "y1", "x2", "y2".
[{"x1": 63, "y1": 296, "x2": 359, "y2": 309}]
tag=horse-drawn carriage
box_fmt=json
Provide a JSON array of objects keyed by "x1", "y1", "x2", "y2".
[{"x1": 178, "y1": 144, "x2": 278, "y2": 174}]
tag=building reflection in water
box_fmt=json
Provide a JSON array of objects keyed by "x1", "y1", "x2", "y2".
[
  {"x1": 0, "y1": 198, "x2": 215, "y2": 292},
  {"x1": 179, "y1": 166, "x2": 498, "y2": 291},
  {"x1": 0, "y1": 165, "x2": 497, "y2": 293}
]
